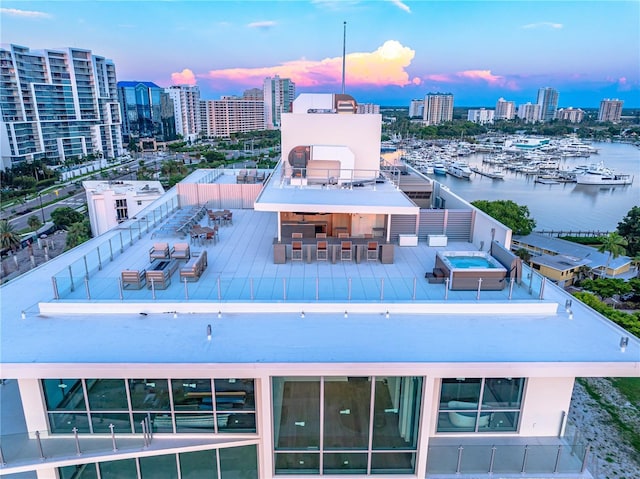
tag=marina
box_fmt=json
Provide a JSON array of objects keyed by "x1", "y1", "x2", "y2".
[{"x1": 389, "y1": 140, "x2": 639, "y2": 231}]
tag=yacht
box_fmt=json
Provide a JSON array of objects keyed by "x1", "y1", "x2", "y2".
[
  {"x1": 432, "y1": 160, "x2": 448, "y2": 175},
  {"x1": 447, "y1": 161, "x2": 472, "y2": 179},
  {"x1": 575, "y1": 162, "x2": 633, "y2": 185}
]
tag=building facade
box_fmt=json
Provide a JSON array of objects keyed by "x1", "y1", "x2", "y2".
[
  {"x1": 117, "y1": 81, "x2": 176, "y2": 143},
  {"x1": 0, "y1": 44, "x2": 123, "y2": 170},
  {"x1": 356, "y1": 103, "x2": 380, "y2": 114},
  {"x1": 165, "y1": 85, "x2": 201, "y2": 141},
  {"x1": 467, "y1": 108, "x2": 495, "y2": 124},
  {"x1": 556, "y1": 107, "x2": 585, "y2": 123},
  {"x1": 200, "y1": 98, "x2": 265, "y2": 138},
  {"x1": 423, "y1": 93, "x2": 453, "y2": 125},
  {"x1": 494, "y1": 97, "x2": 516, "y2": 120},
  {"x1": 536, "y1": 87, "x2": 559, "y2": 122},
  {"x1": 408, "y1": 99, "x2": 424, "y2": 119},
  {"x1": 598, "y1": 99, "x2": 624, "y2": 123},
  {"x1": 263, "y1": 76, "x2": 295, "y2": 129},
  {"x1": 517, "y1": 102, "x2": 541, "y2": 123}
]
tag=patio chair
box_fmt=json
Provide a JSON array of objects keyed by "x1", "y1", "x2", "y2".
[
  {"x1": 316, "y1": 232, "x2": 327, "y2": 239},
  {"x1": 291, "y1": 232, "x2": 303, "y2": 239},
  {"x1": 338, "y1": 232, "x2": 349, "y2": 238},
  {"x1": 149, "y1": 242, "x2": 170, "y2": 262},
  {"x1": 222, "y1": 211, "x2": 233, "y2": 226},
  {"x1": 367, "y1": 241, "x2": 379, "y2": 261},
  {"x1": 291, "y1": 241, "x2": 303, "y2": 261},
  {"x1": 340, "y1": 241, "x2": 352, "y2": 261},
  {"x1": 171, "y1": 243, "x2": 191, "y2": 261},
  {"x1": 316, "y1": 240, "x2": 328, "y2": 261}
]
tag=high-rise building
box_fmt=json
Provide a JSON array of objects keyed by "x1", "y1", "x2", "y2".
[
  {"x1": 556, "y1": 107, "x2": 584, "y2": 124},
  {"x1": 263, "y1": 75, "x2": 295, "y2": 129},
  {"x1": 356, "y1": 103, "x2": 380, "y2": 114},
  {"x1": 409, "y1": 99, "x2": 424, "y2": 118},
  {"x1": 536, "y1": 87, "x2": 559, "y2": 122},
  {"x1": 598, "y1": 99, "x2": 623, "y2": 123},
  {"x1": 495, "y1": 97, "x2": 516, "y2": 120},
  {"x1": 423, "y1": 93, "x2": 454, "y2": 125},
  {"x1": 117, "y1": 81, "x2": 176, "y2": 143},
  {"x1": 199, "y1": 98, "x2": 265, "y2": 138},
  {"x1": 242, "y1": 88, "x2": 263, "y2": 101},
  {"x1": 1, "y1": 91, "x2": 638, "y2": 479},
  {"x1": 165, "y1": 85, "x2": 201, "y2": 141},
  {"x1": 0, "y1": 44, "x2": 123, "y2": 170},
  {"x1": 517, "y1": 102, "x2": 541, "y2": 123},
  {"x1": 467, "y1": 108, "x2": 495, "y2": 124}
]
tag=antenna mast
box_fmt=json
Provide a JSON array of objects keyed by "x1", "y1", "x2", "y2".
[{"x1": 341, "y1": 21, "x2": 346, "y2": 94}]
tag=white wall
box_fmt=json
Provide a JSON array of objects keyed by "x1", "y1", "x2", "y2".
[
  {"x1": 18, "y1": 379, "x2": 49, "y2": 435},
  {"x1": 519, "y1": 377, "x2": 575, "y2": 436}
]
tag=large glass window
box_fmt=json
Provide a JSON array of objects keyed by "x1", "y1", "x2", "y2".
[
  {"x1": 129, "y1": 379, "x2": 171, "y2": 411},
  {"x1": 437, "y1": 378, "x2": 525, "y2": 433},
  {"x1": 180, "y1": 450, "x2": 218, "y2": 479},
  {"x1": 139, "y1": 454, "x2": 178, "y2": 478},
  {"x1": 274, "y1": 376, "x2": 422, "y2": 474},
  {"x1": 43, "y1": 379, "x2": 86, "y2": 410}
]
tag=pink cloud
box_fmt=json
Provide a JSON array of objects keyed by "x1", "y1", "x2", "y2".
[
  {"x1": 199, "y1": 40, "x2": 419, "y2": 88},
  {"x1": 424, "y1": 70, "x2": 519, "y2": 90},
  {"x1": 171, "y1": 68, "x2": 197, "y2": 86}
]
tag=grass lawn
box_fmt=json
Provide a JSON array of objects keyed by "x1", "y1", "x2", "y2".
[{"x1": 611, "y1": 377, "x2": 640, "y2": 405}]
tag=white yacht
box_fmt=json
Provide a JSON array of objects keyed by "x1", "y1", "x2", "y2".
[
  {"x1": 575, "y1": 162, "x2": 633, "y2": 185},
  {"x1": 447, "y1": 161, "x2": 472, "y2": 179}
]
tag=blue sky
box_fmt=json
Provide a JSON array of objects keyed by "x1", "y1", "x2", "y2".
[{"x1": 2, "y1": 0, "x2": 639, "y2": 107}]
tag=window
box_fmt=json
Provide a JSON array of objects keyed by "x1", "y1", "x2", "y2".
[
  {"x1": 437, "y1": 378, "x2": 525, "y2": 433},
  {"x1": 115, "y1": 198, "x2": 128, "y2": 221}
]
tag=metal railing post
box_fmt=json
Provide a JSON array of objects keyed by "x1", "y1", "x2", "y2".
[
  {"x1": 509, "y1": 277, "x2": 514, "y2": 299},
  {"x1": 476, "y1": 277, "x2": 483, "y2": 300},
  {"x1": 0, "y1": 444, "x2": 6, "y2": 465},
  {"x1": 109, "y1": 423, "x2": 118, "y2": 451},
  {"x1": 109, "y1": 239, "x2": 114, "y2": 261},
  {"x1": 488, "y1": 445, "x2": 496, "y2": 473},
  {"x1": 150, "y1": 278, "x2": 156, "y2": 300},
  {"x1": 581, "y1": 445, "x2": 591, "y2": 473},
  {"x1": 521, "y1": 445, "x2": 529, "y2": 473},
  {"x1": 184, "y1": 277, "x2": 189, "y2": 300},
  {"x1": 250, "y1": 278, "x2": 254, "y2": 300},
  {"x1": 412, "y1": 276, "x2": 417, "y2": 300},
  {"x1": 283, "y1": 277, "x2": 287, "y2": 301},
  {"x1": 348, "y1": 277, "x2": 352, "y2": 301},
  {"x1": 35, "y1": 430, "x2": 45, "y2": 460},
  {"x1": 539, "y1": 277, "x2": 546, "y2": 299},
  {"x1": 316, "y1": 277, "x2": 319, "y2": 301},
  {"x1": 444, "y1": 278, "x2": 449, "y2": 300},
  {"x1": 68, "y1": 265, "x2": 75, "y2": 292},
  {"x1": 217, "y1": 277, "x2": 221, "y2": 300},
  {"x1": 141, "y1": 420, "x2": 149, "y2": 448},
  {"x1": 456, "y1": 445, "x2": 464, "y2": 474},
  {"x1": 553, "y1": 445, "x2": 562, "y2": 473},
  {"x1": 97, "y1": 248, "x2": 102, "y2": 270},
  {"x1": 52, "y1": 277, "x2": 59, "y2": 300},
  {"x1": 83, "y1": 256, "x2": 89, "y2": 278},
  {"x1": 72, "y1": 427, "x2": 81, "y2": 455},
  {"x1": 380, "y1": 278, "x2": 384, "y2": 301}
]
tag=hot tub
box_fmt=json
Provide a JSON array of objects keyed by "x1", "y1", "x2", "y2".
[{"x1": 435, "y1": 251, "x2": 507, "y2": 290}]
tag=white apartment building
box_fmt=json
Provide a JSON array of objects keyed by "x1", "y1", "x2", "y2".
[
  {"x1": 598, "y1": 99, "x2": 624, "y2": 123},
  {"x1": 409, "y1": 99, "x2": 424, "y2": 118},
  {"x1": 83, "y1": 180, "x2": 165, "y2": 236},
  {"x1": 356, "y1": 103, "x2": 380, "y2": 114},
  {"x1": 495, "y1": 97, "x2": 516, "y2": 120},
  {"x1": 165, "y1": 85, "x2": 201, "y2": 141},
  {"x1": 517, "y1": 102, "x2": 542, "y2": 123},
  {"x1": 1, "y1": 92, "x2": 638, "y2": 479},
  {"x1": 263, "y1": 75, "x2": 295, "y2": 129},
  {"x1": 0, "y1": 44, "x2": 123, "y2": 170},
  {"x1": 467, "y1": 108, "x2": 495, "y2": 124},
  {"x1": 556, "y1": 107, "x2": 585, "y2": 124},
  {"x1": 200, "y1": 98, "x2": 265, "y2": 138},
  {"x1": 423, "y1": 93, "x2": 453, "y2": 125}
]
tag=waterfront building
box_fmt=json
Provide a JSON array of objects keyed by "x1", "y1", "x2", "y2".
[
  {"x1": 84, "y1": 180, "x2": 165, "y2": 236},
  {"x1": 1, "y1": 92, "x2": 638, "y2": 479},
  {"x1": 357, "y1": 103, "x2": 380, "y2": 114},
  {"x1": 467, "y1": 108, "x2": 495, "y2": 124},
  {"x1": 598, "y1": 99, "x2": 624, "y2": 123},
  {"x1": 495, "y1": 97, "x2": 516, "y2": 120},
  {"x1": 0, "y1": 44, "x2": 123, "y2": 170},
  {"x1": 200, "y1": 97, "x2": 265, "y2": 138},
  {"x1": 243, "y1": 87, "x2": 264, "y2": 101},
  {"x1": 517, "y1": 102, "x2": 542, "y2": 123},
  {"x1": 263, "y1": 75, "x2": 295, "y2": 129},
  {"x1": 117, "y1": 81, "x2": 177, "y2": 143},
  {"x1": 165, "y1": 85, "x2": 201, "y2": 141},
  {"x1": 423, "y1": 93, "x2": 453, "y2": 125},
  {"x1": 536, "y1": 87, "x2": 559, "y2": 122},
  {"x1": 409, "y1": 99, "x2": 424, "y2": 118},
  {"x1": 556, "y1": 107, "x2": 585, "y2": 124}
]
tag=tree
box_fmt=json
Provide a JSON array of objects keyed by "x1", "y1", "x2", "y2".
[
  {"x1": 65, "y1": 220, "x2": 91, "y2": 250},
  {"x1": 471, "y1": 200, "x2": 536, "y2": 235},
  {"x1": 51, "y1": 207, "x2": 85, "y2": 229},
  {"x1": 0, "y1": 220, "x2": 20, "y2": 253},
  {"x1": 27, "y1": 215, "x2": 42, "y2": 232},
  {"x1": 617, "y1": 206, "x2": 640, "y2": 257},
  {"x1": 514, "y1": 248, "x2": 531, "y2": 264},
  {"x1": 597, "y1": 232, "x2": 628, "y2": 276}
]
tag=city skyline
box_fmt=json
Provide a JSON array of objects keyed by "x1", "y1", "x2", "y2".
[{"x1": 1, "y1": 0, "x2": 639, "y2": 107}]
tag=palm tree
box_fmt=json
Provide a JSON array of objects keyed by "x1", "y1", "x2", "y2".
[
  {"x1": 27, "y1": 215, "x2": 42, "y2": 232},
  {"x1": 597, "y1": 232, "x2": 628, "y2": 277},
  {"x1": 0, "y1": 220, "x2": 20, "y2": 253}
]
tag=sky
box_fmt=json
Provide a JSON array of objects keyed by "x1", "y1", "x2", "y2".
[{"x1": 1, "y1": 0, "x2": 639, "y2": 107}]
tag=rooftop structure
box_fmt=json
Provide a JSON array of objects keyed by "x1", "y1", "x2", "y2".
[{"x1": 1, "y1": 93, "x2": 638, "y2": 479}]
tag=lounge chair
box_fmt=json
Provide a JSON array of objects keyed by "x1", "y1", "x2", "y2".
[
  {"x1": 171, "y1": 243, "x2": 190, "y2": 261},
  {"x1": 121, "y1": 269, "x2": 146, "y2": 289},
  {"x1": 149, "y1": 242, "x2": 171, "y2": 262}
]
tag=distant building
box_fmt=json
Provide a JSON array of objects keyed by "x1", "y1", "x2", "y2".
[
  {"x1": 495, "y1": 97, "x2": 516, "y2": 120},
  {"x1": 409, "y1": 99, "x2": 424, "y2": 118},
  {"x1": 83, "y1": 180, "x2": 165, "y2": 236},
  {"x1": 517, "y1": 102, "x2": 541, "y2": 123},
  {"x1": 0, "y1": 44, "x2": 123, "y2": 170},
  {"x1": 200, "y1": 98, "x2": 265, "y2": 138},
  {"x1": 598, "y1": 99, "x2": 623, "y2": 123},
  {"x1": 423, "y1": 93, "x2": 454, "y2": 125},
  {"x1": 467, "y1": 108, "x2": 495, "y2": 124},
  {"x1": 165, "y1": 85, "x2": 201, "y2": 141},
  {"x1": 357, "y1": 103, "x2": 380, "y2": 114},
  {"x1": 556, "y1": 107, "x2": 585, "y2": 123},
  {"x1": 536, "y1": 87, "x2": 559, "y2": 122},
  {"x1": 242, "y1": 88, "x2": 263, "y2": 101},
  {"x1": 117, "y1": 81, "x2": 177, "y2": 143},
  {"x1": 263, "y1": 75, "x2": 295, "y2": 129}
]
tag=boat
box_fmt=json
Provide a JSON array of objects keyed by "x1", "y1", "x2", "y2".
[
  {"x1": 447, "y1": 161, "x2": 472, "y2": 179},
  {"x1": 575, "y1": 162, "x2": 633, "y2": 185},
  {"x1": 432, "y1": 162, "x2": 447, "y2": 175}
]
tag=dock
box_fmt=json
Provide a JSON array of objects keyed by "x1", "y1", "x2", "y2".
[{"x1": 471, "y1": 167, "x2": 504, "y2": 179}]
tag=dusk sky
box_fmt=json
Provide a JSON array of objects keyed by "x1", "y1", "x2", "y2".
[{"x1": 2, "y1": 0, "x2": 639, "y2": 107}]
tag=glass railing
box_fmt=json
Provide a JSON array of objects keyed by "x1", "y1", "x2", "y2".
[
  {"x1": 53, "y1": 274, "x2": 542, "y2": 302},
  {"x1": 0, "y1": 423, "x2": 151, "y2": 470},
  {"x1": 426, "y1": 442, "x2": 590, "y2": 475}
]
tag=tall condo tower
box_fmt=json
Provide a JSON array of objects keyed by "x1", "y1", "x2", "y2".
[
  {"x1": 423, "y1": 93, "x2": 454, "y2": 125},
  {"x1": 263, "y1": 76, "x2": 296, "y2": 129},
  {"x1": 536, "y1": 87, "x2": 559, "y2": 122},
  {"x1": 165, "y1": 85, "x2": 201, "y2": 141},
  {"x1": 598, "y1": 99, "x2": 623, "y2": 123}
]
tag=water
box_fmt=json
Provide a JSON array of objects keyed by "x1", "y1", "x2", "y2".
[{"x1": 391, "y1": 142, "x2": 640, "y2": 232}]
